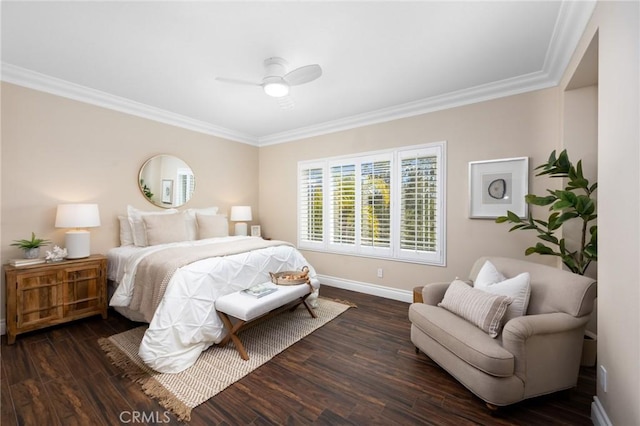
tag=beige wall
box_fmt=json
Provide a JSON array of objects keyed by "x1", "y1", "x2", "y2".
[
  {"x1": 0, "y1": 83, "x2": 260, "y2": 320},
  {"x1": 560, "y1": 2, "x2": 640, "y2": 425},
  {"x1": 259, "y1": 88, "x2": 561, "y2": 293}
]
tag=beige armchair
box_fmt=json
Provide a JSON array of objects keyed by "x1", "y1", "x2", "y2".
[{"x1": 409, "y1": 256, "x2": 597, "y2": 408}]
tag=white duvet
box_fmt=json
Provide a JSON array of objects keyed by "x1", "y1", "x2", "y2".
[{"x1": 109, "y1": 236, "x2": 318, "y2": 373}]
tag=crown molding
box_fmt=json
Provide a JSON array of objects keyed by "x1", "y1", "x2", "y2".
[
  {"x1": 1, "y1": 63, "x2": 259, "y2": 146},
  {"x1": 258, "y1": 70, "x2": 555, "y2": 146},
  {"x1": 543, "y1": 0, "x2": 597, "y2": 83},
  {"x1": 258, "y1": 1, "x2": 596, "y2": 146},
  {"x1": 1, "y1": 1, "x2": 594, "y2": 148}
]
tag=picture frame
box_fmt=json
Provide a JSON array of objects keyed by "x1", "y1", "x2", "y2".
[
  {"x1": 161, "y1": 179, "x2": 173, "y2": 204},
  {"x1": 251, "y1": 225, "x2": 261, "y2": 237},
  {"x1": 468, "y1": 157, "x2": 529, "y2": 219}
]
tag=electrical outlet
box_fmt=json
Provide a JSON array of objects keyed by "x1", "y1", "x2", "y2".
[
  {"x1": 377, "y1": 268, "x2": 383, "y2": 278},
  {"x1": 599, "y1": 365, "x2": 607, "y2": 392}
]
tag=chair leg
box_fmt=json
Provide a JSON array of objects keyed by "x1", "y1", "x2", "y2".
[{"x1": 486, "y1": 402, "x2": 499, "y2": 415}]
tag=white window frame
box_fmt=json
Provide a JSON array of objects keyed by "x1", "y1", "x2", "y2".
[{"x1": 297, "y1": 141, "x2": 446, "y2": 266}]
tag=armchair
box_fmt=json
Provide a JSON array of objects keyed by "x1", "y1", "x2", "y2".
[{"x1": 409, "y1": 256, "x2": 597, "y2": 408}]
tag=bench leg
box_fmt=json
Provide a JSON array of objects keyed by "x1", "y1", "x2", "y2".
[{"x1": 218, "y1": 312, "x2": 249, "y2": 360}]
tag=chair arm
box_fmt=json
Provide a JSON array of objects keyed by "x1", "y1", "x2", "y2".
[
  {"x1": 421, "y1": 280, "x2": 471, "y2": 305},
  {"x1": 503, "y1": 312, "x2": 587, "y2": 342},
  {"x1": 502, "y1": 313, "x2": 589, "y2": 385},
  {"x1": 420, "y1": 282, "x2": 451, "y2": 305}
]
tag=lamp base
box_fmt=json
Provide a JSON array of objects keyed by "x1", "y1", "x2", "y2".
[
  {"x1": 234, "y1": 222, "x2": 248, "y2": 236},
  {"x1": 65, "y1": 230, "x2": 91, "y2": 259}
]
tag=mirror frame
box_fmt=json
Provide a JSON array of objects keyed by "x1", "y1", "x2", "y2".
[{"x1": 138, "y1": 154, "x2": 195, "y2": 208}]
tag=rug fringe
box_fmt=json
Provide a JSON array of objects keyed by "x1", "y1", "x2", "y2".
[
  {"x1": 98, "y1": 338, "x2": 151, "y2": 383},
  {"x1": 98, "y1": 338, "x2": 193, "y2": 421},
  {"x1": 142, "y1": 379, "x2": 192, "y2": 422}
]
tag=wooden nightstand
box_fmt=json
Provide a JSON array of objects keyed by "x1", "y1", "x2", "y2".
[{"x1": 4, "y1": 254, "x2": 107, "y2": 344}]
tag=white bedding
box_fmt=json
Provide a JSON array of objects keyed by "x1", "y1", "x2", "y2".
[{"x1": 108, "y1": 236, "x2": 319, "y2": 373}]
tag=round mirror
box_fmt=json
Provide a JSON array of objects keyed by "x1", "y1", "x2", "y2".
[{"x1": 139, "y1": 154, "x2": 195, "y2": 208}]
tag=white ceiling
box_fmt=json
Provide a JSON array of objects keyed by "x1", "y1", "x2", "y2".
[{"x1": 1, "y1": 1, "x2": 595, "y2": 146}]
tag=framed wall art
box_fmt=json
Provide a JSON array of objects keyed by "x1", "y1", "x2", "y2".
[
  {"x1": 468, "y1": 157, "x2": 528, "y2": 219},
  {"x1": 161, "y1": 179, "x2": 173, "y2": 204}
]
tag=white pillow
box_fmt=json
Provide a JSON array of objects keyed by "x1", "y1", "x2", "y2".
[
  {"x1": 196, "y1": 213, "x2": 229, "y2": 239},
  {"x1": 118, "y1": 215, "x2": 134, "y2": 246},
  {"x1": 185, "y1": 207, "x2": 219, "y2": 240},
  {"x1": 475, "y1": 260, "x2": 506, "y2": 287},
  {"x1": 438, "y1": 280, "x2": 512, "y2": 338},
  {"x1": 127, "y1": 205, "x2": 178, "y2": 247},
  {"x1": 142, "y1": 211, "x2": 190, "y2": 246},
  {"x1": 475, "y1": 261, "x2": 531, "y2": 322}
]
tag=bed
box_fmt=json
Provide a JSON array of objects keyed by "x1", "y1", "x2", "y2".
[{"x1": 107, "y1": 206, "x2": 319, "y2": 374}]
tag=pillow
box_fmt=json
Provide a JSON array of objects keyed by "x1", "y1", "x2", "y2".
[
  {"x1": 474, "y1": 260, "x2": 531, "y2": 322},
  {"x1": 438, "y1": 280, "x2": 512, "y2": 338},
  {"x1": 474, "y1": 260, "x2": 506, "y2": 287},
  {"x1": 142, "y1": 211, "x2": 189, "y2": 246},
  {"x1": 127, "y1": 205, "x2": 178, "y2": 247},
  {"x1": 185, "y1": 207, "x2": 219, "y2": 240},
  {"x1": 118, "y1": 215, "x2": 134, "y2": 246},
  {"x1": 196, "y1": 213, "x2": 229, "y2": 239}
]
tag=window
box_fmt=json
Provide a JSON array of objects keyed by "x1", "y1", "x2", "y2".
[
  {"x1": 176, "y1": 168, "x2": 195, "y2": 205},
  {"x1": 298, "y1": 142, "x2": 446, "y2": 265}
]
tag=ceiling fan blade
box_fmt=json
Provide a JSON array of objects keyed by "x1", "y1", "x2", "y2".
[
  {"x1": 215, "y1": 77, "x2": 261, "y2": 86},
  {"x1": 283, "y1": 64, "x2": 322, "y2": 86}
]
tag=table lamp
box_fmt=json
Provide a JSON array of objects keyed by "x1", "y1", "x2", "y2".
[
  {"x1": 230, "y1": 206, "x2": 252, "y2": 236},
  {"x1": 55, "y1": 204, "x2": 101, "y2": 259}
]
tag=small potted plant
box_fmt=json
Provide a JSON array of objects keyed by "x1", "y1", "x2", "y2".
[{"x1": 10, "y1": 232, "x2": 51, "y2": 259}]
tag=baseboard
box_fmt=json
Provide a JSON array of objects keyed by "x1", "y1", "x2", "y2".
[
  {"x1": 318, "y1": 274, "x2": 413, "y2": 303},
  {"x1": 591, "y1": 396, "x2": 613, "y2": 426}
]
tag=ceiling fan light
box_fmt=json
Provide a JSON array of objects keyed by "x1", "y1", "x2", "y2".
[{"x1": 263, "y1": 81, "x2": 289, "y2": 98}]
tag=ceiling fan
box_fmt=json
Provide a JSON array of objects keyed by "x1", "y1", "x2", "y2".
[{"x1": 216, "y1": 57, "x2": 322, "y2": 108}]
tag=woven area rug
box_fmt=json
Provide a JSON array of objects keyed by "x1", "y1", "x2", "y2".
[{"x1": 99, "y1": 298, "x2": 352, "y2": 421}]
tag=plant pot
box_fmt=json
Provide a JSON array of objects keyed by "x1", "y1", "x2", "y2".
[{"x1": 23, "y1": 248, "x2": 40, "y2": 259}]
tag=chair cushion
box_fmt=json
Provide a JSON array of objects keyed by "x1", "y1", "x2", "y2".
[{"x1": 409, "y1": 303, "x2": 515, "y2": 377}]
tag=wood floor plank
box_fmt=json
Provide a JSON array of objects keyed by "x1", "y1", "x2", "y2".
[
  {"x1": 1, "y1": 373, "x2": 18, "y2": 426},
  {"x1": 44, "y1": 376, "x2": 105, "y2": 426},
  {"x1": 10, "y1": 379, "x2": 59, "y2": 426},
  {"x1": 26, "y1": 340, "x2": 72, "y2": 384},
  {"x1": 1, "y1": 285, "x2": 596, "y2": 425},
  {"x1": 74, "y1": 372, "x2": 135, "y2": 426}
]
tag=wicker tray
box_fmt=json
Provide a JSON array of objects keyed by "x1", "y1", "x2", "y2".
[{"x1": 270, "y1": 266, "x2": 310, "y2": 285}]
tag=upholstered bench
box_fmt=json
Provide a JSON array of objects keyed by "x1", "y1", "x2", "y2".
[{"x1": 215, "y1": 282, "x2": 317, "y2": 360}]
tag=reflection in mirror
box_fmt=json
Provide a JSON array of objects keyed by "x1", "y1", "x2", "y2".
[{"x1": 139, "y1": 154, "x2": 195, "y2": 208}]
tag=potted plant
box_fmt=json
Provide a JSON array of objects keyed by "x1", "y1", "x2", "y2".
[
  {"x1": 496, "y1": 150, "x2": 598, "y2": 366},
  {"x1": 10, "y1": 232, "x2": 52, "y2": 259},
  {"x1": 496, "y1": 150, "x2": 597, "y2": 275}
]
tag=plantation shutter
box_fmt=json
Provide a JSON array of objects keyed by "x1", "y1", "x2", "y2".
[
  {"x1": 297, "y1": 141, "x2": 445, "y2": 266},
  {"x1": 361, "y1": 159, "x2": 391, "y2": 248},
  {"x1": 398, "y1": 145, "x2": 444, "y2": 264},
  {"x1": 299, "y1": 165, "x2": 324, "y2": 245},
  {"x1": 329, "y1": 163, "x2": 356, "y2": 248}
]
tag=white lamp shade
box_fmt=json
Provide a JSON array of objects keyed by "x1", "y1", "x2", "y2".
[
  {"x1": 55, "y1": 204, "x2": 100, "y2": 259},
  {"x1": 55, "y1": 204, "x2": 101, "y2": 228},
  {"x1": 230, "y1": 206, "x2": 252, "y2": 236},
  {"x1": 230, "y1": 206, "x2": 252, "y2": 222}
]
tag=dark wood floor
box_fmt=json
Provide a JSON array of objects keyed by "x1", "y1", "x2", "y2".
[{"x1": 2, "y1": 286, "x2": 595, "y2": 425}]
